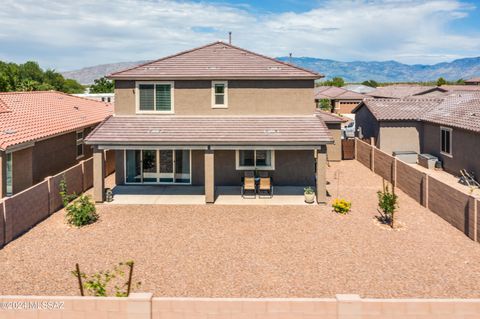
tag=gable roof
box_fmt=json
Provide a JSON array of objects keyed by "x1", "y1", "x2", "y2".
[
  {"x1": 353, "y1": 92, "x2": 480, "y2": 133},
  {"x1": 342, "y1": 84, "x2": 376, "y2": 94},
  {"x1": 314, "y1": 86, "x2": 365, "y2": 100},
  {"x1": 109, "y1": 42, "x2": 322, "y2": 80},
  {"x1": 0, "y1": 91, "x2": 113, "y2": 150},
  {"x1": 367, "y1": 85, "x2": 446, "y2": 99},
  {"x1": 315, "y1": 109, "x2": 347, "y2": 123},
  {"x1": 465, "y1": 77, "x2": 480, "y2": 83}
]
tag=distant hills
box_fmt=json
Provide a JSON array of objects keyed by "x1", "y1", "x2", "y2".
[{"x1": 61, "y1": 56, "x2": 480, "y2": 84}]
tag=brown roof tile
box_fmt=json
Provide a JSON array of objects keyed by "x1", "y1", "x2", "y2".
[
  {"x1": 109, "y1": 42, "x2": 322, "y2": 80},
  {"x1": 0, "y1": 91, "x2": 113, "y2": 150},
  {"x1": 367, "y1": 85, "x2": 444, "y2": 98},
  {"x1": 314, "y1": 86, "x2": 365, "y2": 100},
  {"x1": 465, "y1": 77, "x2": 480, "y2": 83},
  {"x1": 315, "y1": 110, "x2": 347, "y2": 123},
  {"x1": 85, "y1": 115, "x2": 333, "y2": 146},
  {"x1": 356, "y1": 98, "x2": 441, "y2": 121}
]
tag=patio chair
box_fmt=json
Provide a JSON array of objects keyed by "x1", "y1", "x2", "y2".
[
  {"x1": 241, "y1": 177, "x2": 256, "y2": 198},
  {"x1": 258, "y1": 176, "x2": 273, "y2": 198}
]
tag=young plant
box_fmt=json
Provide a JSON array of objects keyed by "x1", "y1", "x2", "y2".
[
  {"x1": 72, "y1": 261, "x2": 141, "y2": 297},
  {"x1": 59, "y1": 176, "x2": 78, "y2": 207},
  {"x1": 304, "y1": 186, "x2": 314, "y2": 195},
  {"x1": 65, "y1": 194, "x2": 98, "y2": 227},
  {"x1": 377, "y1": 180, "x2": 399, "y2": 228},
  {"x1": 332, "y1": 198, "x2": 352, "y2": 214}
]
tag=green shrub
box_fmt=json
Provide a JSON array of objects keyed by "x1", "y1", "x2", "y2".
[
  {"x1": 332, "y1": 198, "x2": 352, "y2": 214},
  {"x1": 59, "y1": 177, "x2": 77, "y2": 207},
  {"x1": 66, "y1": 195, "x2": 98, "y2": 227},
  {"x1": 304, "y1": 186, "x2": 314, "y2": 195},
  {"x1": 377, "y1": 181, "x2": 398, "y2": 228}
]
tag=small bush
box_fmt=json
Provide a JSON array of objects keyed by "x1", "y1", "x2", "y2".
[
  {"x1": 377, "y1": 181, "x2": 399, "y2": 228},
  {"x1": 66, "y1": 195, "x2": 98, "y2": 227},
  {"x1": 59, "y1": 177, "x2": 77, "y2": 207},
  {"x1": 304, "y1": 186, "x2": 314, "y2": 195},
  {"x1": 332, "y1": 198, "x2": 352, "y2": 214}
]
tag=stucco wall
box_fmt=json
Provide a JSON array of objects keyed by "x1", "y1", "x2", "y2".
[
  {"x1": 354, "y1": 105, "x2": 379, "y2": 141},
  {"x1": 378, "y1": 121, "x2": 422, "y2": 155},
  {"x1": 326, "y1": 123, "x2": 342, "y2": 161},
  {"x1": 114, "y1": 80, "x2": 316, "y2": 116},
  {"x1": 12, "y1": 146, "x2": 33, "y2": 194},
  {"x1": 422, "y1": 122, "x2": 480, "y2": 176}
]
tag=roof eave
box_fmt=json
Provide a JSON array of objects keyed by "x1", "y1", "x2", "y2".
[{"x1": 107, "y1": 75, "x2": 322, "y2": 81}]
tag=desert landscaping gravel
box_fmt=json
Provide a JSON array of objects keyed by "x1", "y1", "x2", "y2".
[{"x1": 1, "y1": 160, "x2": 480, "y2": 298}]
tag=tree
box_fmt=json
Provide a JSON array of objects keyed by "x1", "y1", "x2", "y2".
[
  {"x1": 321, "y1": 77, "x2": 345, "y2": 87},
  {"x1": 436, "y1": 77, "x2": 447, "y2": 86},
  {"x1": 89, "y1": 77, "x2": 114, "y2": 93},
  {"x1": 0, "y1": 60, "x2": 84, "y2": 93},
  {"x1": 362, "y1": 80, "x2": 379, "y2": 88},
  {"x1": 456, "y1": 79, "x2": 465, "y2": 85},
  {"x1": 317, "y1": 98, "x2": 332, "y2": 111}
]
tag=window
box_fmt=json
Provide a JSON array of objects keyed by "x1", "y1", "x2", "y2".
[
  {"x1": 440, "y1": 127, "x2": 452, "y2": 156},
  {"x1": 236, "y1": 150, "x2": 274, "y2": 170},
  {"x1": 137, "y1": 82, "x2": 174, "y2": 113},
  {"x1": 212, "y1": 81, "x2": 228, "y2": 108},
  {"x1": 6, "y1": 152, "x2": 12, "y2": 196},
  {"x1": 76, "y1": 130, "x2": 84, "y2": 159}
]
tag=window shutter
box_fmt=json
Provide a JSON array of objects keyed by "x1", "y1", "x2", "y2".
[
  {"x1": 139, "y1": 84, "x2": 155, "y2": 110},
  {"x1": 156, "y1": 84, "x2": 171, "y2": 111}
]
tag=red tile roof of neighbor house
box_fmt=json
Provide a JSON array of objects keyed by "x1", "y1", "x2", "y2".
[
  {"x1": 315, "y1": 110, "x2": 348, "y2": 123},
  {"x1": 314, "y1": 86, "x2": 365, "y2": 100},
  {"x1": 0, "y1": 91, "x2": 113, "y2": 150},
  {"x1": 465, "y1": 77, "x2": 480, "y2": 83},
  {"x1": 354, "y1": 92, "x2": 480, "y2": 133},
  {"x1": 108, "y1": 42, "x2": 322, "y2": 80},
  {"x1": 367, "y1": 85, "x2": 445, "y2": 98},
  {"x1": 438, "y1": 85, "x2": 480, "y2": 92},
  {"x1": 85, "y1": 115, "x2": 333, "y2": 146}
]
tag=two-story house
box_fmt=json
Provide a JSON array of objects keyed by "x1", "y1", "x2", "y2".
[{"x1": 85, "y1": 42, "x2": 335, "y2": 204}]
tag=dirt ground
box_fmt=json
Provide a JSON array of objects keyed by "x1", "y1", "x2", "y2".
[{"x1": 1, "y1": 160, "x2": 480, "y2": 298}]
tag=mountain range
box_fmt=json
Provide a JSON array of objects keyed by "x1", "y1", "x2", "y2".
[{"x1": 61, "y1": 56, "x2": 480, "y2": 84}]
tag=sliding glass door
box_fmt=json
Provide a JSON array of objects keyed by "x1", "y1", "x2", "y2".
[{"x1": 125, "y1": 149, "x2": 191, "y2": 184}]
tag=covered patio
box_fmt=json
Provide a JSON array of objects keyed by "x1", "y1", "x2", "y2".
[{"x1": 85, "y1": 115, "x2": 333, "y2": 204}]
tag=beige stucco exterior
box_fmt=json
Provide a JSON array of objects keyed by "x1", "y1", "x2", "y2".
[
  {"x1": 114, "y1": 80, "x2": 316, "y2": 116},
  {"x1": 378, "y1": 121, "x2": 422, "y2": 155},
  {"x1": 326, "y1": 123, "x2": 342, "y2": 161}
]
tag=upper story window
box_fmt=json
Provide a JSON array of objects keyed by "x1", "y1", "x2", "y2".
[
  {"x1": 440, "y1": 127, "x2": 452, "y2": 157},
  {"x1": 6, "y1": 152, "x2": 12, "y2": 196},
  {"x1": 212, "y1": 81, "x2": 228, "y2": 108},
  {"x1": 76, "y1": 130, "x2": 84, "y2": 159},
  {"x1": 136, "y1": 81, "x2": 174, "y2": 113}
]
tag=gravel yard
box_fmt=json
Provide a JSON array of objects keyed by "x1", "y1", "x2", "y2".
[{"x1": 1, "y1": 160, "x2": 480, "y2": 298}]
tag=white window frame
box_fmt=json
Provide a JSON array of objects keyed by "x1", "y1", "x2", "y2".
[
  {"x1": 6, "y1": 152, "x2": 12, "y2": 196},
  {"x1": 440, "y1": 126, "x2": 453, "y2": 157},
  {"x1": 76, "y1": 129, "x2": 84, "y2": 159},
  {"x1": 211, "y1": 81, "x2": 228, "y2": 109},
  {"x1": 136, "y1": 81, "x2": 175, "y2": 114},
  {"x1": 235, "y1": 150, "x2": 275, "y2": 170}
]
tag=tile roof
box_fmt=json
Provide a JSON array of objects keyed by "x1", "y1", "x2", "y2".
[
  {"x1": 367, "y1": 85, "x2": 444, "y2": 98},
  {"x1": 314, "y1": 86, "x2": 365, "y2": 100},
  {"x1": 465, "y1": 77, "x2": 480, "y2": 83},
  {"x1": 438, "y1": 85, "x2": 480, "y2": 92},
  {"x1": 342, "y1": 84, "x2": 376, "y2": 94},
  {"x1": 85, "y1": 115, "x2": 333, "y2": 146},
  {"x1": 109, "y1": 42, "x2": 322, "y2": 80},
  {"x1": 0, "y1": 91, "x2": 113, "y2": 150},
  {"x1": 315, "y1": 110, "x2": 347, "y2": 123},
  {"x1": 355, "y1": 92, "x2": 480, "y2": 133},
  {"x1": 357, "y1": 98, "x2": 441, "y2": 121},
  {"x1": 422, "y1": 92, "x2": 480, "y2": 133}
]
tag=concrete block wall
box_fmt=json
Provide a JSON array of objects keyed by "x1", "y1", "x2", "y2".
[
  {"x1": 355, "y1": 138, "x2": 480, "y2": 243},
  {"x1": 2, "y1": 294, "x2": 480, "y2": 318},
  {"x1": 0, "y1": 155, "x2": 115, "y2": 247}
]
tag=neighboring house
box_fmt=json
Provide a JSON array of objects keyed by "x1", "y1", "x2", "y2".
[
  {"x1": 73, "y1": 93, "x2": 115, "y2": 103},
  {"x1": 465, "y1": 77, "x2": 480, "y2": 85},
  {"x1": 353, "y1": 92, "x2": 480, "y2": 176},
  {"x1": 367, "y1": 85, "x2": 447, "y2": 98},
  {"x1": 314, "y1": 86, "x2": 366, "y2": 114},
  {"x1": 342, "y1": 84, "x2": 376, "y2": 94},
  {"x1": 315, "y1": 110, "x2": 346, "y2": 161},
  {"x1": 0, "y1": 91, "x2": 113, "y2": 197},
  {"x1": 439, "y1": 85, "x2": 480, "y2": 92},
  {"x1": 85, "y1": 41, "x2": 335, "y2": 204}
]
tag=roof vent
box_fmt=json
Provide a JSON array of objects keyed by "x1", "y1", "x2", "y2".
[
  {"x1": 268, "y1": 66, "x2": 282, "y2": 70},
  {"x1": 3, "y1": 129, "x2": 16, "y2": 135},
  {"x1": 471, "y1": 113, "x2": 478, "y2": 117},
  {"x1": 207, "y1": 66, "x2": 219, "y2": 70},
  {"x1": 149, "y1": 129, "x2": 162, "y2": 133},
  {"x1": 74, "y1": 106, "x2": 79, "y2": 110},
  {"x1": 264, "y1": 129, "x2": 280, "y2": 135}
]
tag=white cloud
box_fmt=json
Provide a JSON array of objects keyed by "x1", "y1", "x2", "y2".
[{"x1": 0, "y1": 0, "x2": 478, "y2": 70}]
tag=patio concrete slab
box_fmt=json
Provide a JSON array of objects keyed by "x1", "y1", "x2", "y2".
[{"x1": 107, "y1": 185, "x2": 311, "y2": 205}]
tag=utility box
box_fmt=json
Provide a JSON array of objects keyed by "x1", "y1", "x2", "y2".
[
  {"x1": 418, "y1": 153, "x2": 438, "y2": 169},
  {"x1": 393, "y1": 151, "x2": 418, "y2": 164}
]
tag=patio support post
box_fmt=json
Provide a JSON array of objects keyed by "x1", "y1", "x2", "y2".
[
  {"x1": 204, "y1": 150, "x2": 215, "y2": 204},
  {"x1": 316, "y1": 147, "x2": 327, "y2": 204},
  {"x1": 0, "y1": 151, "x2": 6, "y2": 198},
  {"x1": 93, "y1": 146, "x2": 105, "y2": 203}
]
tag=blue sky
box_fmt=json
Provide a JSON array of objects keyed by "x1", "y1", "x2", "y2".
[{"x1": 0, "y1": 0, "x2": 479, "y2": 71}]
